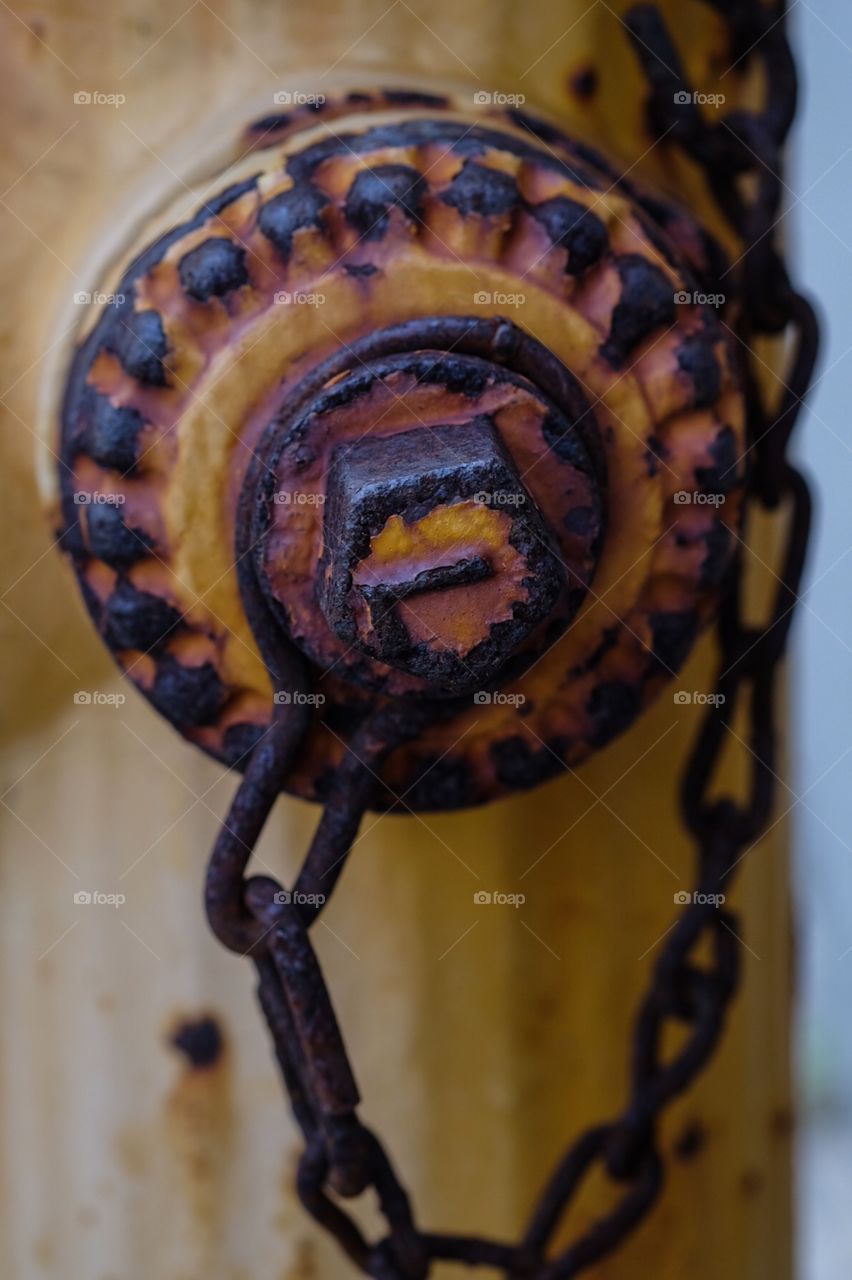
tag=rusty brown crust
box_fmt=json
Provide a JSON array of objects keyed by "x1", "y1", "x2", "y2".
[{"x1": 57, "y1": 92, "x2": 745, "y2": 809}]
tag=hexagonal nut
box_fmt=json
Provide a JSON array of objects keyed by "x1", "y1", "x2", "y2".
[{"x1": 317, "y1": 418, "x2": 567, "y2": 694}]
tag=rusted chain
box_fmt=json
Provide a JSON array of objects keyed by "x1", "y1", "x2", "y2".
[{"x1": 203, "y1": 1, "x2": 817, "y2": 1274}]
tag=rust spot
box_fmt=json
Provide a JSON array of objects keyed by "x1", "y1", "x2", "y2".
[
  {"x1": 276, "y1": 1160, "x2": 320, "y2": 1276},
  {"x1": 164, "y1": 1011, "x2": 234, "y2": 1234},
  {"x1": 114, "y1": 1128, "x2": 149, "y2": 1179},
  {"x1": 169, "y1": 1014, "x2": 225, "y2": 1069},
  {"x1": 770, "y1": 1105, "x2": 795, "y2": 1138},
  {"x1": 568, "y1": 65, "x2": 599, "y2": 102},
  {"x1": 32, "y1": 1235, "x2": 55, "y2": 1268},
  {"x1": 740, "y1": 1167, "x2": 765, "y2": 1198},
  {"x1": 286, "y1": 1237, "x2": 319, "y2": 1280},
  {"x1": 29, "y1": 17, "x2": 48, "y2": 42},
  {"x1": 674, "y1": 1119, "x2": 706, "y2": 1160}
]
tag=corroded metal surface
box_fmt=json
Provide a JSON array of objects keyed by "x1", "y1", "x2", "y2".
[
  {"x1": 58, "y1": 89, "x2": 745, "y2": 807},
  {"x1": 249, "y1": 330, "x2": 598, "y2": 697}
]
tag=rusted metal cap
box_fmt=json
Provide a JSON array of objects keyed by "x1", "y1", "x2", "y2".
[
  {"x1": 247, "y1": 326, "x2": 603, "y2": 700},
  {"x1": 311, "y1": 418, "x2": 569, "y2": 693},
  {"x1": 57, "y1": 90, "x2": 746, "y2": 808}
]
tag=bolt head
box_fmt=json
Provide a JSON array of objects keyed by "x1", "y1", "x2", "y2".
[{"x1": 317, "y1": 420, "x2": 568, "y2": 694}]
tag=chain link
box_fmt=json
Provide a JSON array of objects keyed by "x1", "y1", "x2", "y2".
[{"x1": 204, "y1": 3, "x2": 817, "y2": 1274}]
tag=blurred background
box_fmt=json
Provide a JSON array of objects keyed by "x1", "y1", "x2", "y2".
[{"x1": 794, "y1": 3, "x2": 852, "y2": 1276}]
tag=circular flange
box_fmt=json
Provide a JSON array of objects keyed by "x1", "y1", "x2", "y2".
[{"x1": 57, "y1": 90, "x2": 746, "y2": 809}]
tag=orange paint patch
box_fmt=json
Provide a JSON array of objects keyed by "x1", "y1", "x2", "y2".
[{"x1": 355, "y1": 501, "x2": 528, "y2": 655}]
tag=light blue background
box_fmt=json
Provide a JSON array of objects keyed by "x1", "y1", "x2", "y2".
[{"x1": 791, "y1": 3, "x2": 852, "y2": 1275}]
